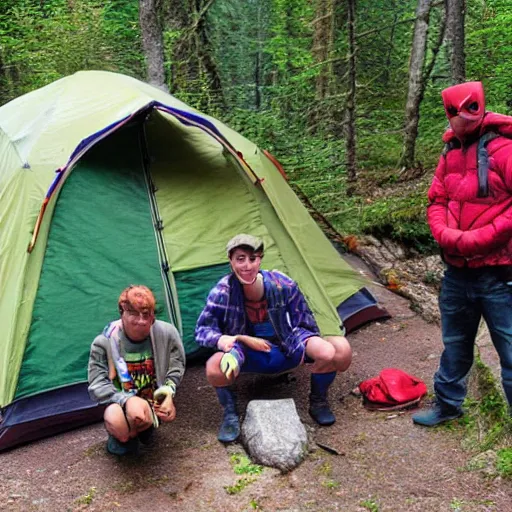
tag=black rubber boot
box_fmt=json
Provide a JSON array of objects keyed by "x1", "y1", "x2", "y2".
[
  {"x1": 215, "y1": 387, "x2": 240, "y2": 443},
  {"x1": 309, "y1": 372, "x2": 336, "y2": 426}
]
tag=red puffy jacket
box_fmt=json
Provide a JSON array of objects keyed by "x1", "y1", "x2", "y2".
[{"x1": 428, "y1": 112, "x2": 512, "y2": 267}]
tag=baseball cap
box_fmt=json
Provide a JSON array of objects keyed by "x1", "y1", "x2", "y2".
[{"x1": 226, "y1": 234, "x2": 264, "y2": 257}]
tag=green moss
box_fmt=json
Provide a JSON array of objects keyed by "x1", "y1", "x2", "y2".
[
  {"x1": 224, "y1": 477, "x2": 256, "y2": 495},
  {"x1": 360, "y1": 498, "x2": 380, "y2": 512},
  {"x1": 74, "y1": 487, "x2": 96, "y2": 505},
  {"x1": 496, "y1": 448, "x2": 512, "y2": 478},
  {"x1": 230, "y1": 453, "x2": 263, "y2": 475},
  {"x1": 321, "y1": 479, "x2": 340, "y2": 490},
  {"x1": 472, "y1": 358, "x2": 511, "y2": 429},
  {"x1": 452, "y1": 355, "x2": 512, "y2": 478}
]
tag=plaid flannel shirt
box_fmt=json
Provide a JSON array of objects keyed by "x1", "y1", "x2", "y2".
[{"x1": 195, "y1": 269, "x2": 319, "y2": 365}]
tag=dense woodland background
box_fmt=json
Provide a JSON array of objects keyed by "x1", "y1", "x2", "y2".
[{"x1": 1, "y1": 0, "x2": 511, "y2": 253}]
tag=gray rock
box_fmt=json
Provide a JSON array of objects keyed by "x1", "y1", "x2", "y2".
[{"x1": 241, "y1": 399, "x2": 308, "y2": 473}]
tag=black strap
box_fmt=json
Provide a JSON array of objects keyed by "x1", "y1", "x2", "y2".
[
  {"x1": 443, "y1": 132, "x2": 500, "y2": 198},
  {"x1": 442, "y1": 139, "x2": 459, "y2": 156},
  {"x1": 476, "y1": 131, "x2": 499, "y2": 198}
]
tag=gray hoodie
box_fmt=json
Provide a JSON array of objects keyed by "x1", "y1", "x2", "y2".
[{"x1": 88, "y1": 320, "x2": 185, "y2": 406}]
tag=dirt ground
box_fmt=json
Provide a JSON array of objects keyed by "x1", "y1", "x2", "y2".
[{"x1": 1, "y1": 275, "x2": 511, "y2": 512}]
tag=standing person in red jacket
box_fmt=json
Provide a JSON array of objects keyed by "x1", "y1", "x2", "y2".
[{"x1": 413, "y1": 81, "x2": 512, "y2": 426}]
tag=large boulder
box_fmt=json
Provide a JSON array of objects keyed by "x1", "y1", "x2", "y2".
[{"x1": 241, "y1": 399, "x2": 308, "y2": 473}]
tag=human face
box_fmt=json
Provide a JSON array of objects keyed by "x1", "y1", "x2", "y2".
[
  {"x1": 121, "y1": 307, "x2": 154, "y2": 342},
  {"x1": 230, "y1": 248, "x2": 262, "y2": 285}
]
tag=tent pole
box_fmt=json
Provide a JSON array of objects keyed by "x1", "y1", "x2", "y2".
[{"x1": 138, "y1": 116, "x2": 182, "y2": 334}]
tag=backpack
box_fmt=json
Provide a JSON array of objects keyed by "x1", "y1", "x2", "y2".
[
  {"x1": 443, "y1": 131, "x2": 500, "y2": 198},
  {"x1": 359, "y1": 368, "x2": 428, "y2": 411}
]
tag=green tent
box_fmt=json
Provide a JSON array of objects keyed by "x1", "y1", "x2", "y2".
[{"x1": 0, "y1": 71, "x2": 387, "y2": 450}]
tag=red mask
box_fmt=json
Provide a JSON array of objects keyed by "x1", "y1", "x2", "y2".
[{"x1": 441, "y1": 81, "x2": 485, "y2": 140}]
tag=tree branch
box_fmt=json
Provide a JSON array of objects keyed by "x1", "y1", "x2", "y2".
[
  {"x1": 356, "y1": 0, "x2": 443, "y2": 39},
  {"x1": 310, "y1": 12, "x2": 334, "y2": 26},
  {"x1": 187, "y1": 0, "x2": 217, "y2": 34}
]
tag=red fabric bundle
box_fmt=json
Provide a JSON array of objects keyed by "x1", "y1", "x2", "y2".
[{"x1": 359, "y1": 368, "x2": 427, "y2": 408}]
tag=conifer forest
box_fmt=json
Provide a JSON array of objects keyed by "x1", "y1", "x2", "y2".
[{"x1": 1, "y1": 0, "x2": 511, "y2": 250}]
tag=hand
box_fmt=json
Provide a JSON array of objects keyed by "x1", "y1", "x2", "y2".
[
  {"x1": 237, "y1": 335, "x2": 271, "y2": 352},
  {"x1": 124, "y1": 395, "x2": 153, "y2": 427},
  {"x1": 220, "y1": 352, "x2": 240, "y2": 380},
  {"x1": 154, "y1": 394, "x2": 176, "y2": 422},
  {"x1": 217, "y1": 335, "x2": 238, "y2": 352},
  {"x1": 154, "y1": 385, "x2": 175, "y2": 404}
]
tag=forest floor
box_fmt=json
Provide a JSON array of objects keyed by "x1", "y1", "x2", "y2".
[{"x1": 2, "y1": 257, "x2": 511, "y2": 512}]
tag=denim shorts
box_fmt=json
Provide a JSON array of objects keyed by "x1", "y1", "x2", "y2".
[{"x1": 240, "y1": 345, "x2": 313, "y2": 375}]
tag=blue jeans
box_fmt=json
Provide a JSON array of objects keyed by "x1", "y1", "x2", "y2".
[{"x1": 435, "y1": 265, "x2": 512, "y2": 409}]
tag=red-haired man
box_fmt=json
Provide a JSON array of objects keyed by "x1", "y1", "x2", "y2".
[{"x1": 88, "y1": 285, "x2": 185, "y2": 455}]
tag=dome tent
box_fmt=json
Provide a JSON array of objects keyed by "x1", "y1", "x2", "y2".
[{"x1": 0, "y1": 71, "x2": 388, "y2": 451}]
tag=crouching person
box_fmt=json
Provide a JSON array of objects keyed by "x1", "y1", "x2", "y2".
[
  {"x1": 88, "y1": 285, "x2": 185, "y2": 455},
  {"x1": 195, "y1": 234, "x2": 352, "y2": 443}
]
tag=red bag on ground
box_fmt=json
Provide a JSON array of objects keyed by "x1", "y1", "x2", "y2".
[{"x1": 359, "y1": 368, "x2": 428, "y2": 410}]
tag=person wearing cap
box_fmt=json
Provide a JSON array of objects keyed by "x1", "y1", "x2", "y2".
[
  {"x1": 412, "y1": 81, "x2": 512, "y2": 427},
  {"x1": 195, "y1": 234, "x2": 352, "y2": 442},
  {"x1": 88, "y1": 285, "x2": 186, "y2": 455}
]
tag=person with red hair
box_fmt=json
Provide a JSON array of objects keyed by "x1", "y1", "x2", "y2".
[
  {"x1": 88, "y1": 285, "x2": 185, "y2": 455},
  {"x1": 413, "y1": 82, "x2": 512, "y2": 426}
]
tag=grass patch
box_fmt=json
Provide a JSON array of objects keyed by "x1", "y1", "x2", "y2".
[
  {"x1": 224, "y1": 477, "x2": 256, "y2": 495},
  {"x1": 497, "y1": 448, "x2": 512, "y2": 478},
  {"x1": 317, "y1": 460, "x2": 332, "y2": 476},
  {"x1": 224, "y1": 452, "x2": 263, "y2": 495},
  {"x1": 461, "y1": 357, "x2": 512, "y2": 452},
  {"x1": 360, "y1": 497, "x2": 380, "y2": 512},
  {"x1": 74, "y1": 487, "x2": 96, "y2": 506},
  {"x1": 230, "y1": 453, "x2": 263, "y2": 475},
  {"x1": 445, "y1": 354, "x2": 512, "y2": 479},
  {"x1": 321, "y1": 479, "x2": 340, "y2": 490}
]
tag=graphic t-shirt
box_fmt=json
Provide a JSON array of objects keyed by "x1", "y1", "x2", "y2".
[{"x1": 116, "y1": 336, "x2": 157, "y2": 401}]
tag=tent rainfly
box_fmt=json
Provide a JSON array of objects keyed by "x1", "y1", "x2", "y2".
[{"x1": 0, "y1": 71, "x2": 389, "y2": 451}]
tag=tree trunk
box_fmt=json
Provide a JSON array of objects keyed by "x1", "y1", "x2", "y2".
[
  {"x1": 310, "y1": 0, "x2": 334, "y2": 129},
  {"x1": 345, "y1": 0, "x2": 357, "y2": 187},
  {"x1": 383, "y1": 11, "x2": 399, "y2": 85},
  {"x1": 445, "y1": 0, "x2": 465, "y2": 83},
  {"x1": 399, "y1": 0, "x2": 432, "y2": 171},
  {"x1": 139, "y1": 0, "x2": 167, "y2": 92},
  {"x1": 0, "y1": 47, "x2": 16, "y2": 104},
  {"x1": 254, "y1": 0, "x2": 263, "y2": 110},
  {"x1": 164, "y1": 0, "x2": 188, "y2": 92},
  {"x1": 196, "y1": 0, "x2": 225, "y2": 108},
  {"x1": 330, "y1": 0, "x2": 347, "y2": 137}
]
